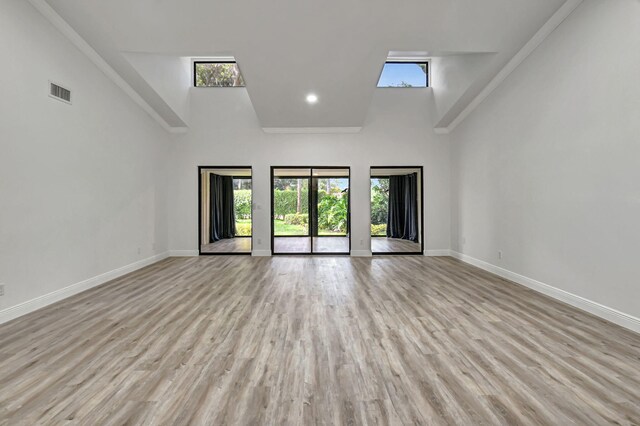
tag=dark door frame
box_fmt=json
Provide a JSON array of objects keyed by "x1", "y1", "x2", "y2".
[
  {"x1": 370, "y1": 166, "x2": 424, "y2": 256},
  {"x1": 271, "y1": 166, "x2": 351, "y2": 256},
  {"x1": 198, "y1": 165, "x2": 253, "y2": 256}
]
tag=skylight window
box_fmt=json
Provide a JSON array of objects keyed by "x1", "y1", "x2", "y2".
[
  {"x1": 377, "y1": 62, "x2": 428, "y2": 88},
  {"x1": 194, "y1": 61, "x2": 245, "y2": 87}
]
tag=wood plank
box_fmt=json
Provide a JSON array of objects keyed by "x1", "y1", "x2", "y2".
[{"x1": 0, "y1": 256, "x2": 638, "y2": 424}]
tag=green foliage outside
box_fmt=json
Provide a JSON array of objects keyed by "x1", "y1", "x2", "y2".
[
  {"x1": 284, "y1": 213, "x2": 308, "y2": 226},
  {"x1": 371, "y1": 178, "x2": 389, "y2": 235},
  {"x1": 274, "y1": 220, "x2": 307, "y2": 235},
  {"x1": 234, "y1": 190, "x2": 252, "y2": 219},
  {"x1": 227, "y1": 181, "x2": 353, "y2": 238},
  {"x1": 371, "y1": 224, "x2": 387, "y2": 236},
  {"x1": 273, "y1": 189, "x2": 309, "y2": 220},
  {"x1": 273, "y1": 185, "x2": 348, "y2": 235},
  {"x1": 235, "y1": 219, "x2": 252, "y2": 236},
  {"x1": 195, "y1": 63, "x2": 245, "y2": 87},
  {"x1": 317, "y1": 192, "x2": 347, "y2": 234},
  {"x1": 233, "y1": 188, "x2": 251, "y2": 236}
]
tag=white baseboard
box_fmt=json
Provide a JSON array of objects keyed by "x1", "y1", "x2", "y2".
[
  {"x1": 449, "y1": 251, "x2": 640, "y2": 334},
  {"x1": 0, "y1": 252, "x2": 170, "y2": 325},
  {"x1": 252, "y1": 250, "x2": 272, "y2": 257},
  {"x1": 351, "y1": 250, "x2": 372, "y2": 257},
  {"x1": 425, "y1": 249, "x2": 451, "y2": 256},
  {"x1": 169, "y1": 250, "x2": 199, "y2": 257}
]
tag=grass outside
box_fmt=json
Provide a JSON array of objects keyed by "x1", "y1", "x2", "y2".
[
  {"x1": 236, "y1": 218, "x2": 368, "y2": 237},
  {"x1": 235, "y1": 218, "x2": 252, "y2": 236},
  {"x1": 318, "y1": 230, "x2": 345, "y2": 236},
  {"x1": 274, "y1": 220, "x2": 308, "y2": 236},
  {"x1": 273, "y1": 220, "x2": 345, "y2": 236},
  {"x1": 235, "y1": 219, "x2": 346, "y2": 236},
  {"x1": 371, "y1": 223, "x2": 387, "y2": 237}
]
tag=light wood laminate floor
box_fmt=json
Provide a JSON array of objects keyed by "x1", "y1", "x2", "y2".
[
  {"x1": 371, "y1": 237, "x2": 422, "y2": 253},
  {"x1": 201, "y1": 237, "x2": 252, "y2": 253},
  {"x1": 0, "y1": 256, "x2": 639, "y2": 425},
  {"x1": 273, "y1": 236, "x2": 349, "y2": 253}
]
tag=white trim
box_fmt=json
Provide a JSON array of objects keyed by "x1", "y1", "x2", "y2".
[
  {"x1": 0, "y1": 252, "x2": 170, "y2": 325},
  {"x1": 449, "y1": 251, "x2": 640, "y2": 334},
  {"x1": 262, "y1": 127, "x2": 362, "y2": 134},
  {"x1": 350, "y1": 250, "x2": 373, "y2": 257},
  {"x1": 191, "y1": 56, "x2": 236, "y2": 63},
  {"x1": 27, "y1": 0, "x2": 186, "y2": 134},
  {"x1": 252, "y1": 250, "x2": 272, "y2": 257},
  {"x1": 425, "y1": 249, "x2": 451, "y2": 256},
  {"x1": 386, "y1": 56, "x2": 430, "y2": 62},
  {"x1": 169, "y1": 250, "x2": 199, "y2": 257},
  {"x1": 445, "y1": 0, "x2": 584, "y2": 133}
]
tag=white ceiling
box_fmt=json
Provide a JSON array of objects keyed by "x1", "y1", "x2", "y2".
[{"x1": 42, "y1": 0, "x2": 568, "y2": 130}]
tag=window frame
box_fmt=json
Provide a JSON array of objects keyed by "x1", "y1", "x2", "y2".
[
  {"x1": 193, "y1": 61, "x2": 245, "y2": 88},
  {"x1": 376, "y1": 60, "x2": 429, "y2": 88}
]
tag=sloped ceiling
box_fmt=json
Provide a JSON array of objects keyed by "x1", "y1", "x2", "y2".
[{"x1": 42, "y1": 0, "x2": 568, "y2": 131}]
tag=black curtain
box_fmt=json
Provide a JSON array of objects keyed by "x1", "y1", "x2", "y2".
[
  {"x1": 386, "y1": 173, "x2": 419, "y2": 242},
  {"x1": 210, "y1": 174, "x2": 236, "y2": 242}
]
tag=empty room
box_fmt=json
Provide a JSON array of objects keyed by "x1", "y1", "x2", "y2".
[{"x1": 1, "y1": 0, "x2": 639, "y2": 424}]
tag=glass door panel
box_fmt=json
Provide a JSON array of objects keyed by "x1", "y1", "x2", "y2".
[
  {"x1": 311, "y1": 168, "x2": 350, "y2": 254},
  {"x1": 272, "y1": 168, "x2": 311, "y2": 254}
]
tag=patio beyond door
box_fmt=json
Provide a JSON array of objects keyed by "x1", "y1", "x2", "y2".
[{"x1": 271, "y1": 167, "x2": 350, "y2": 255}]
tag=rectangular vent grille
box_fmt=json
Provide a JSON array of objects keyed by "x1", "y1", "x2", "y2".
[{"x1": 49, "y1": 82, "x2": 71, "y2": 104}]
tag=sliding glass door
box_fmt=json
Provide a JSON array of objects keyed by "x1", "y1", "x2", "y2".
[
  {"x1": 370, "y1": 166, "x2": 423, "y2": 255},
  {"x1": 198, "y1": 166, "x2": 252, "y2": 255},
  {"x1": 272, "y1": 167, "x2": 350, "y2": 255}
]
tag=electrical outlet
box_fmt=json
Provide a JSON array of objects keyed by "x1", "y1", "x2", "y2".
[
  {"x1": 462, "y1": 237, "x2": 466, "y2": 245},
  {"x1": 360, "y1": 239, "x2": 364, "y2": 246},
  {"x1": 137, "y1": 247, "x2": 141, "y2": 255},
  {"x1": 498, "y1": 251, "x2": 503, "y2": 260},
  {"x1": 257, "y1": 238, "x2": 262, "y2": 245},
  {"x1": 0, "y1": 284, "x2": 4, "y2": 297}
]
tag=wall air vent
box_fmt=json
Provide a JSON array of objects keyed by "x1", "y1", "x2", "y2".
[{"x1": 49, "y1": 81, "x2": 72, "y2": 104}]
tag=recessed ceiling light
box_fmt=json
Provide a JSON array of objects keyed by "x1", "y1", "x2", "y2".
[{"x1": 306, "y1": 94, "x2": 318, "y2": 104}]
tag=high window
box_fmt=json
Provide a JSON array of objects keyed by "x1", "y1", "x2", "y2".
[
  {"x1": 194, "y1": 62, "x2": 245, "y2": 87},
  {"x1": 377, "y1": 62, "x2": 428, "y2": 88}
]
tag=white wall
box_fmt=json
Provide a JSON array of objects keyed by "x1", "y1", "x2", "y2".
[
  {"x1": 450, "y1": 0, "x2": 640, "y2": 318},
  {"x1": 123, "y1": 53, "x2": 192, "y2": 125},
  {"x1": 168, "y1": 88, "x2": 450, "y2": 255},
  {"x1": 0, "y1": 0, "x2": 170, "y2": 314},
  {"x1": 431, "y1": 53, "x2": 496, "y2": 127}
]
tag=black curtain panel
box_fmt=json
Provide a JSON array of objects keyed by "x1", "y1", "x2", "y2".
[
  {"x1": 210, "y1": 174, "x2": 236, "y2": 242},
  {"x1": 386, "y1": 173, "x2": 419, "y2": 242}
]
